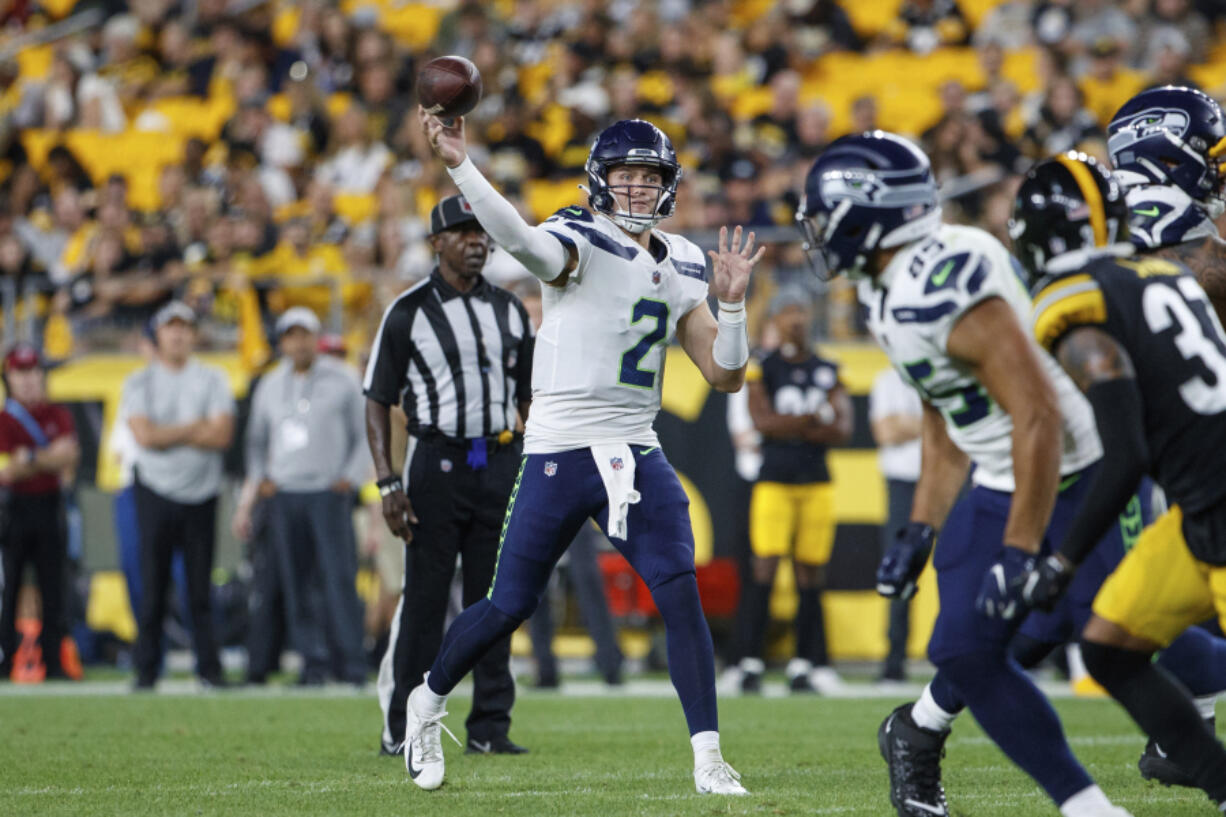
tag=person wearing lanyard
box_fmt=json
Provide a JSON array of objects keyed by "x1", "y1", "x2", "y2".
[
  {"x1": 365, "y1": 194, "x2": 534, "y2": 757},
  {"x1": 234, "y1": 306, "x2": 371, "y2": 685},
  {"x1": 0, "y1": 344, "x2": 80, "y2": 680},
  {"x1": 123, "y1": 301, "x2": 235, "y2": 690}
]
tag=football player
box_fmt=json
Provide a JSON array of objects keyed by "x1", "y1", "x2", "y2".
[
  {"x1": 798, "y1": 132, "x2": 1132, "y2": 817},
  {"x1": 405, "y1": 109, "x2": 764, "y2": 794},
  {"x1": 1108, "y1": 85, "x2": 1226, "y2": 325},
  {"x1": 1011, "y1": 152, "x2": 1226, "y2": 810}
]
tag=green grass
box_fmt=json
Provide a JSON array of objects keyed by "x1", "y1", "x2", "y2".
[{"x1": 0, "y1": 691, "x2": 1215, "y2": 816}]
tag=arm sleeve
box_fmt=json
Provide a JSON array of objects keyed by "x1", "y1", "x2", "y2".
[
  {"x1": 1057, "y1": 377, "x2": 1151, "y2": 565},
  {"x1": 447, "y1": 157, "x2": 571, "y2": 283},
  {"x1": 244, "y1": 377, "x2": 270, "y2": 484},
  {"x1": 363, "y1": 302, "x2": 413, "y2": 406}
]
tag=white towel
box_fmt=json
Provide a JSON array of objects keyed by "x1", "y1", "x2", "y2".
[{"x1": 591, "y1": 443, "x2": 642, "y2": 540}]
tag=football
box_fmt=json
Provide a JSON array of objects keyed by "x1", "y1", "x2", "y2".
[{"x1": 417, "y1": 55, "x2": 483, "y2": 120}]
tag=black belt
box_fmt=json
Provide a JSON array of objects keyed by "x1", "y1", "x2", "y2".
[{"x1": 416, "y1": 429, "x2": 520, "y2": 451}]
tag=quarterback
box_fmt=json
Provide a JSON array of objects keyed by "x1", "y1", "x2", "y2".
[{"x1": 400, "y1": 107, "x2": 765, "y2": 795}]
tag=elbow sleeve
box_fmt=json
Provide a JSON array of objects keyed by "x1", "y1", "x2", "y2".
[
  {"x1": 447, "y1": 157, "x2": 569, "y2": 282},
  {"x1": 1058, "y1": 377, "x2": 1150, "y2": 565}
]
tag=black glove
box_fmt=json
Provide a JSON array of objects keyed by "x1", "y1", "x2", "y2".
[
  {"x1": 876, "y1": 522, "x2": 936, "y2": 601},
  {"x1": 976, "y1": 545, "x2": 1037, "y2": 620},
  {"x1": 1020, "y1": 554, "x2": 1075, "y2": 612}
]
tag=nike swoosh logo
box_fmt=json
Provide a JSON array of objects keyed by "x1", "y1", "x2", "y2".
[
  {"x1": 470, "y1": 740, "x2": 492, "y2": 754},
  {"x1": 406, "y1": 746, "x2": 423, "y2": 779},
  {"x1": 1058, "y1": 473, "x2": 1080, "y2": 492},
  {"x1": 638, "y1": 446, "x2": 659, "y2": 456},
  {"x1": 1133, "y1": 206, "x2": 1161, "y2": 217},
  {"x1": 931, "y1": 259, "x2": 955, "y2": 287},
  {"x1": 903, "y1": 798, "x2": 947, "y2": 815}
]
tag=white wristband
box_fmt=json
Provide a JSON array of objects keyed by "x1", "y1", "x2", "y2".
[{"x1": 713, "y1": 301, "x2": 749, "y2": 371}]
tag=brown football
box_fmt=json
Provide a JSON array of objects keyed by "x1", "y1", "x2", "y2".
[{"x1": 417, "y1": 55, "x2": 483, "y2": 120}]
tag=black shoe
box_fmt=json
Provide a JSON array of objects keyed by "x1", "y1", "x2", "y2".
[
  {"x1": 878, "y1": 703, "x2": 950, "y2": 817},
  {"x1": 380, "y1": 739, "x2": 404, "y2": 757},
  {"x1": 132, "y1": 676, "x2": 157, "y2": 692},
  {"x1": 466, "y1": 736, "x2": 529, "y2": 755},
  {"x1": 1138, "y1": 737, "x2": 1198, "y2": 788},
  {"x1": 789, "y1": 673, "x2": 816, "y2": 693},
  {"x1": 740, "y1": 671, "x2": 762, "y2": 694},
  {"x1": 535, "y1": 672, "x2": 559, "y2": 689}
]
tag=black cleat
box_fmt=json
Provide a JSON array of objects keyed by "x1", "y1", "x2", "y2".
[
  {"x1": 740, "y1": 671, "x2": 762, "y2": 694},
  {"x1": 466, "y1": 736, "x2": 529, "y2": 755},
  {"x1": 789, "y1": 673, "x2": 816, "y2": 694},
  {"x1": 1138, "y1": 737, "x2": 1198, "y2": 788},
  {"x1": 878, "y1": 703, "x2": 950, "y2": 817}
]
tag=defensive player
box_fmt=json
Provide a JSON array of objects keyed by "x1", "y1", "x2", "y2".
[
  {"x1": 1010, "y1": 152, "x2": 1226, "y2": 808},
  {"x1": 798, "y1": 132, "x2": 1132, "y2": 817},
  {"x1": 1108, "y1": 85, "x2": 1226, "y2": 325},
  {"x1": 402, "y1": 109, "x2": 764, "y2": 794},
  {"x1": 737, "y1": 293, "x2": 851, "y2": 694}
]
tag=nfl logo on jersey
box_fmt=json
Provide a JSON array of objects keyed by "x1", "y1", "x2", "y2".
[
  {"x1": 544, "y1": 461, "x2": 558, "y2": 477},
  {"x1": 652, "y1": 270, "x2": 661, "y2": 285},
  {"x1": 610, "y1": 457, "x2": 624, "y2": 471}
]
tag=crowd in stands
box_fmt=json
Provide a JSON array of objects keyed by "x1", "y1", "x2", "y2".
[{"x1": 0, "y1": 0, "x2": 1224, "y2": 354}]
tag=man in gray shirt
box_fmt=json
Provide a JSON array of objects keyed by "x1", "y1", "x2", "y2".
[
  {"x1": 124, "y1": 301, "x2": 235, "y2": 689},
  {"x1": 234, "y1": 307, "x2": 370, "y2": 685}
]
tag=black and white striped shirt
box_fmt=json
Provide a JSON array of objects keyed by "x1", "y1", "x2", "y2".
[{"x1": 363, "y1": 269, "x2": 534, "y2": 438}]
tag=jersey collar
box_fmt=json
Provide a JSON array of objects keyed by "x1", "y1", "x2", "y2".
[{"x1": 430, "y1": 267, "x2": 490, "y2": 301}]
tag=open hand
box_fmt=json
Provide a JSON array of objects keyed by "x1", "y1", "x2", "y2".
[
  {"x1": 707, "y1": 226, "x2": 766, "y2": 303},
  {"x1": 419, "y1": 106, "x2": 467, "y2": 169},
  {"x1": 382, "y1": 488, "x2": 419, "y2": 544}
]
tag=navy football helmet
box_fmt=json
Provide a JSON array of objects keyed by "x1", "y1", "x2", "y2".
[
  {"x1": 1010, "y1": 152, "x2": 1130, "y2": 285},
  {"x1": 796, "y1": 131, "x2": 941, "y2": 280},
  {"x1": 1108, "y1": 86, "x2": 1226, "y2": 211},
  {"x1": 583, "y1": 119, "x2": 681, "y2": 234}
]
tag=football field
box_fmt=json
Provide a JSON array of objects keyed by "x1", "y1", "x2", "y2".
[{"x1": 0, "y1": 683, "x2": 1217, "y2": 816}]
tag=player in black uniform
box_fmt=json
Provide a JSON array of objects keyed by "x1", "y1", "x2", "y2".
[
  {"x1": 1007, "y1": 153, "x2": 1226, "y2": 807},
  {"x1": 735, "y1": 293, "x2": 852, "y2": 693}
]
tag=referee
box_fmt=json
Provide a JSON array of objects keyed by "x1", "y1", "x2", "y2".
[{"x1": 365, "y1": 194, "x2": 534, "y2": 757}]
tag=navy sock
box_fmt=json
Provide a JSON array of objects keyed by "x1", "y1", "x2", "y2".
[
  {"x1": 427, "y1": 598, "x2": 522, "y2": 695},
  {"x1": 928, "y1": 668, "x2": 965, "y2": 714},
  {"x1": 1158, "y1": 625, "x2": 1226, "y2": 698},
  {"x1": 940, "y1": 651, "x2": 1093, "y2": 805},
  {"x1": 652, "y1": 572, "x2": 718, "y2": 735},
  {"x1": 796, "y1": 587, "x2": 829, "y2": 666},
  {"x1": 736, "y1": 579, "x2": 772, "y2": 662}
]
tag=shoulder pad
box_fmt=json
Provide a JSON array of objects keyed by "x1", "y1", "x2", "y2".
[
  {"x1": 1031, "y1": 272, "x2": 1107, "y2": 351},
  {"x1": 547, "y1": 206, "x2": 594, "y2": 223}
]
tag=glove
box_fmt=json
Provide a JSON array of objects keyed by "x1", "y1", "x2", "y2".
[
  {"x1": 976, "y1": 546, "x2": 1037, "y2": 620},
  {"x1": 1020, "y1": 554, "x2": 1075, "y2": 612},
  {"x1": 876, "y1": 522, "x2": 936, "y2": 601}
]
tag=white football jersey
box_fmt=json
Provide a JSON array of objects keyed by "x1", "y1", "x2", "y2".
[
  {"x1": 859, "y1": 224, "x2": 1101, "y2": 491},
  {"x1": 524, "y1": 206, "x2": 710, "y2": 454}
]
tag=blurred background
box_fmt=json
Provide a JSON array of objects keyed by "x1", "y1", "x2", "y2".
[{"x1": 0, "y1": 0, "x2": 1223, "y2": 685}]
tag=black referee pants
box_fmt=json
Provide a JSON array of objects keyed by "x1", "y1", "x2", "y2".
[
  {"x1": 379, "y1": 438, "x2": 519, "y2": 749},
  {"x1": 0, "y1": 492, "x2": 67, "y2": 677},
  {"x1": 132, "y1": 479, "x2": 222, "y2": 683}
]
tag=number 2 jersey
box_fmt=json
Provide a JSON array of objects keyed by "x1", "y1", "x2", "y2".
[
  {"x1": 525, "y1": 207, "x2": 711, "y2": 454},
  {"x1": 1031, "y1": 254, "x2": 1226, "y2": 526},
  {"x1": 859, "y1": 224, "x2": 1101, "y2": 492}
]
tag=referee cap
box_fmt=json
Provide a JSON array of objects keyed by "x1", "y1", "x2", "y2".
[
  {"x1": 429, "y1": 194, "x2": 482, "y2": 236},
  {"x1": 275, "y1": 306, "x2": 322, "y2": 337}
]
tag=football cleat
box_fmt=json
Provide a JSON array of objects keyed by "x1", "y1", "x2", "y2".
[
  {"x1": 1138, "y1": 737, "x2": 1198, "y2": 788},
  {"x1": 465, "y1": 736, "x2": 529, "y2": 755},
  {"x1": 879, "y1": 703, "x2": 950, "y2": 817},
  {"x1": 695, "y1": 760, "x2": 749, "y2": 795},
  {"x1": 810, "y1": 666, "x2": 844, "y2": 696},
  {"x1": 403, "y1": 685, "x2": 458, "y2": 791},
  {"x1": 787, "y1": 658, "x2": 816, "y2": 694}
]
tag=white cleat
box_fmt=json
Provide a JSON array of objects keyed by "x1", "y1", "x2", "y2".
[
  {"x1": 695, "y1": 760, "x2": 749, "y2": 795},
  {"x1": 810, "y1": 666, "x2": 844, "y2": 695},
  {"x1": 403, "y1": 686, "x2": 457, "y2": 791}
]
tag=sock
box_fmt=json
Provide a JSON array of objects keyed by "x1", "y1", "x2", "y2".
[
  {"x1": 796, "y1": 586, "x2": 829, "y2": 667},
  {"x1": 786, "y1": 657, "x2": 813, "y2": 680},
  {"x1": 427, "y1": 598, "x2": 523, "y2": 695},
  {"x1": 691, "y1": 730, "x2": 721, "y2": 767},
  {"x1": 940, "y1": 651, "x2": 1093, "y2": 805},
  {"x1": 1059, "y1": 784, "x2": 1113, "y2": 817},
  {"x1": 652, "y1": 573, "x2": 718, "y2": 735},
  {"x1": 1082, "y1": 639, "x2": 1226, "y2": 802},
  {"x1": 413, "y1": 672, "x2": 447, "y2": 718},
  {"x1": 736, "y1": 580, "x2": 773, "y2": 663},
  {"x1": 912, "y1": 680, "x2": 959, "y2": 733},
  {"x1": 1157, "y1": 625, "x2": 1226, "y2": 697}
]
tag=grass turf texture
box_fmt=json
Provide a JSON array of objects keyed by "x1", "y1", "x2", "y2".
[{"x1": 0, "y1": 693, "x2": 1216, "y2": 816}]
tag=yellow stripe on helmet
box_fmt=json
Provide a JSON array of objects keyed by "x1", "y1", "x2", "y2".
[{"x1": 1056, "y1": 154, "x2": 1107, "y2": 247}]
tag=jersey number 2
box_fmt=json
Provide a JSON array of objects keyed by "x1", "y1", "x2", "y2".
[
  {"x1": 620, "y1": 299, "x2": 670, "y2": 389},
  {"x1": 1143, "y1": 278, "x2": 1226, "y2": 414}
]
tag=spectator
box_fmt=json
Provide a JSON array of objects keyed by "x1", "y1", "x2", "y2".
[
  {"x1": 1144, "y1": 28, "x2": 1200, "y2": 89},
  {"x1": 869, "y1": 366, "x2": 923, "y2": 683},
  {"x1": 1137, "y1": 0, "x2": 1210, "y2": 67},
  {"x1": 233, "y1": 307, "x2": 369, "y2": 685},
  {"x1": 881, "y1": 0, "x2": 970, "y2": 54},
  {"x1": 315, "y1": 105, "x2": 392, "y2": 195},
  {"x1": 123, "y1": 301, "x2": 235, "y2": 689},
  {"x1": 1020, "y1": 74, "x2": 1103, "y2": 158},
  {"x1": 0, "y1": 344, "x2": 80, "y2": 680},
  {"x1": 1080, "y1": 39, "x2": 1146, "y2": 126}
]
